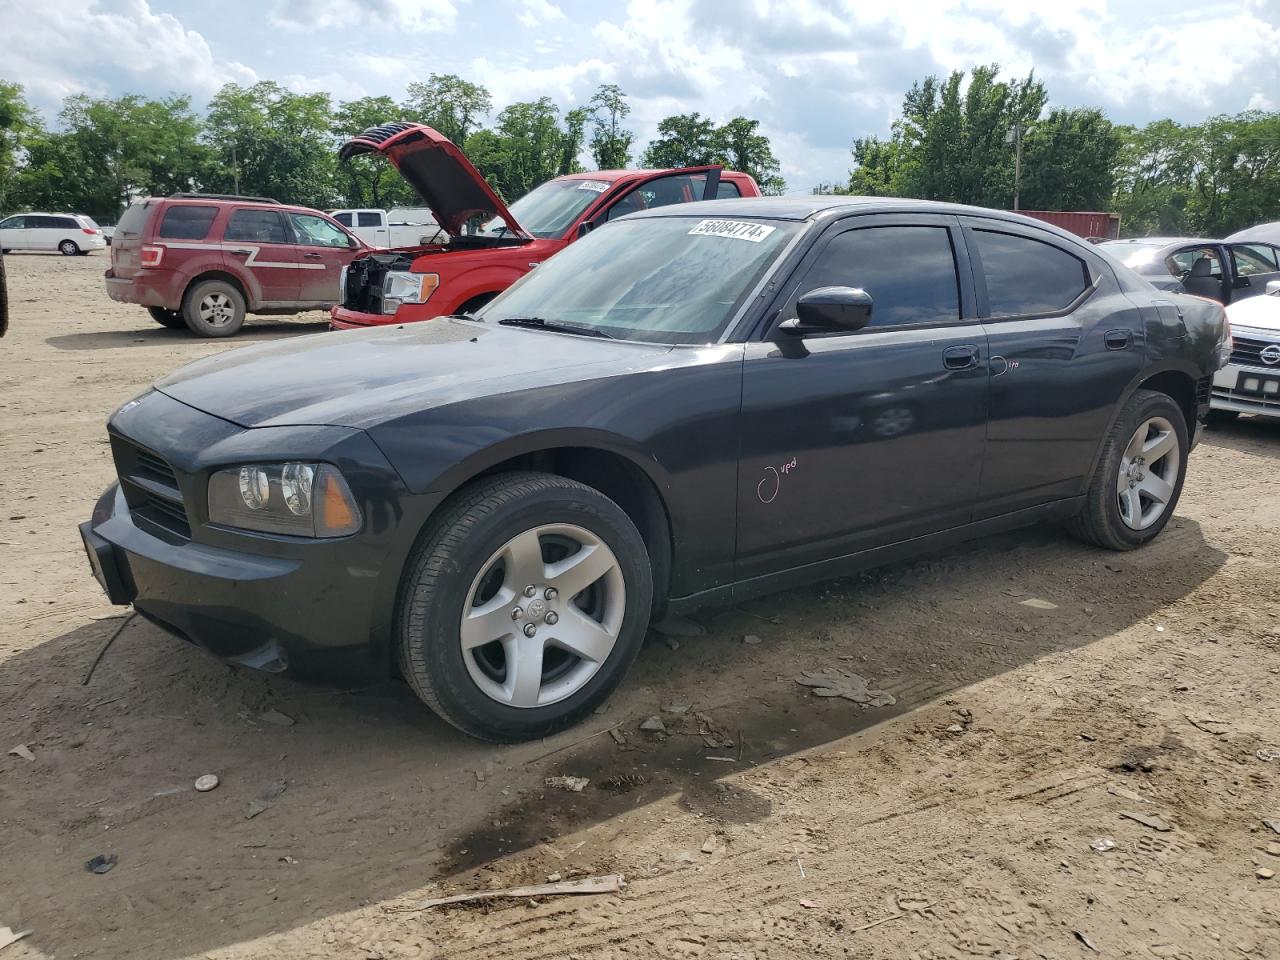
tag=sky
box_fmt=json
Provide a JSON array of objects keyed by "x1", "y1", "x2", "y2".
[{"x1": 2, "y1": 0, "x2": 1279, "y2": 191}]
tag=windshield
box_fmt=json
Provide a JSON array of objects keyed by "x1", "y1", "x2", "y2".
[
  {"x1": 483, "y1": 178, "x2": 613, "y2": 239},
  {"x1": 1097, "y1": 242, "x2": 1164, "y2": 270},
  {"x1": 481, "y1": 216, "x2": 800, "y2": 344}
]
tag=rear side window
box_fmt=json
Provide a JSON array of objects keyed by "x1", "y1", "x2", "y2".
[
  {"x1": 973, "y1": 229, "x2": 1090, "y2": 318},
  {"x1": 794, "y1": 225, "x2": 961, "y2": 328},
  {"x1": 333, "y1": 212, "x2": 353, "y2": 226},
  {"x1": 224, "y1": 209, "x2": 289, "y2": 244},
  {"x1": 158, "y1": 205, "x2": 218, "y2": 240},
  {"x1": 356, "y1": 212, "x2": 382, "y2": 227}
]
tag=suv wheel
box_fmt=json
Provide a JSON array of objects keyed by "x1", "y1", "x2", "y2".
[
  {"x1": 146, "y1": 306, "x2": 186, "y2": 329},
  {"x1": 58, "y1": 240, "x2": 80, "y2": 256},
  {"x1": 1067, "y1": 389, "x2": 1188, "y2": 550},
  {"x1": 183, "y1": 280, "x2": 246, "y2": 338},
  {"x1": 397, "y1": 472, "x2": 653, "y2": 742}
]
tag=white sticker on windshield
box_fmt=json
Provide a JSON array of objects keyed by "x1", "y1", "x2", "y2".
[
  {"x1": 688, "y1": 219, "x2": 777, "y2": 243},
  {"x1": 576, "y1": 180, "x2": 610, "y2": 192}
]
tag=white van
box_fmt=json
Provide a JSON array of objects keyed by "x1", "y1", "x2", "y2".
[{"x1": 0, "y1": 213, "x2": 107, "y2": 255}]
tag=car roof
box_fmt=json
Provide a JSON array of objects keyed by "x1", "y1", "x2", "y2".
[
  {"x1": 13, "y1": 212, "x2": 84, "y2": 218},
  {"x1": 148, "y1": 196, "x2": 334, "y2": 217},
  {"x1": 1103, "y1": 236, "x2": 1222, "y2": 248},
  {"x1": 556, "y1": 167, "x2": 754, "y2": 183}
]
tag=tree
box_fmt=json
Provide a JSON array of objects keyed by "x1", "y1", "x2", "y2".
[
  {"x1": 204, "y1": 82, "x2": 336, "y2": 208},
  {"x1": 403, "y1": 74, "x2": 492, "y2": 146},
  {"x1": 587, "y1": 84, "x2": 633, "y2": 170},
  {"x1": 464, "y1": 97, "x2": 586, "y2": 199},
  {"x1": 0, "y1": 81, "x2": 39, "y2": 210},
  {"x1": 332, "y1": 96, "x2": 417, "y2": 209},
  {"x1": 641, "y1": 113, "x2": 718, "y2": 168},
  {"x1": 712, "y1": 117, "x2": 785, "y2": 194}
]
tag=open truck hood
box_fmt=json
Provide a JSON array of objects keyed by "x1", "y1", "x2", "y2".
[{"x1": 339, "y1": 123, "x2": 531, "y2": 241}]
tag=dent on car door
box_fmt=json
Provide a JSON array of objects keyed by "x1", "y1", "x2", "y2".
[
  {"x1": 966, "y1": 222, "x2": 1143, "y2": 516},
  {"x1": 736, "y1": 215, "x2": 989, "y2": 583},
  {"x1": 1228, "y1": 243, "x2": 1280, "y2": 301},
  {"x1": 287, "y1": 212, "x2": 356, "y2": 303},
  {"x1": 221, "y1": 209, "x2": 300, "y2": 305}
]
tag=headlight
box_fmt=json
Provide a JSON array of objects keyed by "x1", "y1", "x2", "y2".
[
  {"x1": 382, "y1": 271, "x2": 439, "y2": 314},
  {"x1": 207, "y1": 462, "x2": 361, "y2": 537}
]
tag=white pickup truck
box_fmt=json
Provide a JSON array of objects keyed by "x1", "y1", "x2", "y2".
[{"x1": 330, "y1": 208, "x2": 443, "y2": 249}]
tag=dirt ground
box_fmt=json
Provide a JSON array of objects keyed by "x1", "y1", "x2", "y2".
[{"x1": 1, "y1": 252, "x2": 1279, "y2": 960}]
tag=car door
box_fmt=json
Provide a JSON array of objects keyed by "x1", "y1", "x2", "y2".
[
  {"x1": 594, "y1": 168, "x2": 723, "y2": 225},
  {"x1": 0, "y1": 215, "x2": 27, "y2": 251},
  {"x1": 1166, "y1": 244, "x2": 1226, "y2": 303},
  {"x1": 966, "y1": 220, "x2": 1145, "y2": 515},
  {"x1": 28, "y1": 215, "x2": 61, "y2": 250},
  {"x1": 356, "y1": 210, "x2": 389, "y2": 247},
  {"x1": 220, "y1": 208, "x2": 300, "y2": 305},
  {"x1": 735, "y1": 214, "x2": 989, "y2": 582},
  {"x1": 286, "y1": 211, "x2": 359, "y2": 304},
  {"x1": 1227, "y1": 242, "x2": 1280, "y2": 302}
]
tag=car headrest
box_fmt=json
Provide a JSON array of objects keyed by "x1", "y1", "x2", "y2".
[{"x1": 1189, "y1": 257, "x2": 1213, "y2": 277}]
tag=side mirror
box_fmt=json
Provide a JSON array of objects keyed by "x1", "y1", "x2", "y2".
[
  {"x1": 780, "y1": 286, "x2": 873, "y2": 336},
  {"x1": 1267, "y1": 279, "x2": 1280, "y2": 297}
]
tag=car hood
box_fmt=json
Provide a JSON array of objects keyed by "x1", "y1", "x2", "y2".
[
  {"x1": 154, "y1": 320, "x2": 667, "y2": 430},
  {"x1": 1227, "y1": 294, "x2": 1280, "y2": 334},
  {"x1": 338, "y1": 123, "x2": 531, "y2": 240}
]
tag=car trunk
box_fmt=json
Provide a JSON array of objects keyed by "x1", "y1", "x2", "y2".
[{"x1": 108, "y1": 200, "x2": 154, "y2": 279}]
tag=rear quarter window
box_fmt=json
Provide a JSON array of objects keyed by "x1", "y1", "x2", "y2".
[
  {"x1": 158, "y1": 205, "x2": 218, "y2": 241},
  {"x1": 973, "y1": 228, "x2": 1091, "y2": 318}
]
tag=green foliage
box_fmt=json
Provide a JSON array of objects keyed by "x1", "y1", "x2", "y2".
[
  {"x1": 0, "y1": 81, "x2": 39, "y2": 210},
  {"x1": 204, "y1": 82, "x2": 337, "y2": 209},
  {"x1": 587, "y1": 84, "x2": 634, "y2": 170},
  {"x1": 403, "y1": 74, "x2": 492, "y2": 146},
  {"x1": 641, "y1": 113, "x2": 786, "y2": 193},
  {"x1": 465, "y1": 97, "x2": 586, "y2": 199},
  {"x1": 332, "y1": 96, "x2": 416, "y2": 210}
]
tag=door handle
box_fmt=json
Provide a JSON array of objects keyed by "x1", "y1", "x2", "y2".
[
  {"x1": 303, "y1": 252, "x2": 322, "y2": 259},
  {"x1": 943, "y1": 344, "x2": 980, "y2": 370},
  {"x1": 228, "y1": 248, "x2": 252, "y2": 256},
  {"x1": 1104, "y1": 328, "x2": 1132, "y2": 350}
]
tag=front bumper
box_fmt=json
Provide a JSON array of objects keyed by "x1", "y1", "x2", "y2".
[
  {"x1": 330, "y1": 303, "x2": 435, "y2": 330},
  {"x1": 1211, "y1": 362, "x2": 1280, "y2": 419}
]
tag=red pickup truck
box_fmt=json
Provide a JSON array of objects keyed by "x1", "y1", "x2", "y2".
[{"x1": 330, "y1": 122, "x2": 761, "y2": 329}]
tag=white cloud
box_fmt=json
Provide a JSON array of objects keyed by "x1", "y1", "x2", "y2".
[
  {"x1": 517, "y1": 0, "x2": 566, "y2": 27},
  {"x1": 0, "y1": 0, "x2": 257, "y2": 113},
  {"x1": 270, "y1": 0, "x2": 457, "y2": 32}
]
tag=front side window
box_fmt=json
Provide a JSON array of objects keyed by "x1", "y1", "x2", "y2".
[
  {"x1": 482, "y1": 216, "x2": 798, "y2": 344},
  {"x1": 224, "y1": 209, "x2": 289, "y2": 244},
  {"x1": 606, "y1": 174, "x2": 713, "y2": 223},
  {"x1": 793, "y1": 225, "x2": 960, "y2": 328},
  {"x1": 158, "y1": 205, "x2": 217, "y2": 241},
  {"x1": 289, "y1": 213, "x2": 350, "y2": 248},
  {"x1": 0, "y1": 216, "x2": 24, "y2": 229},
  {"x1": 974, "y1": 228, "x2": 1090, "y2": 318},
  {"x1": 1230, "y1": 243, "x2": 1279, "y2": 276}
]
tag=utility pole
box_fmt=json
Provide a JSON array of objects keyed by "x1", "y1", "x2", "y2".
[{"x1": 1006, "y1": 123, "x2": 1024, "y2": 210}]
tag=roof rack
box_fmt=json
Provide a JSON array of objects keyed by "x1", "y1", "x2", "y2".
[{"x1": 169, "y1": 192, "x2": 281, "y2": 204}]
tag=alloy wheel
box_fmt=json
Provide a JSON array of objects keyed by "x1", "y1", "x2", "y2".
[
  {"x1": 460, "y1": 523, "x2": 625, "y2": 708},
  {"x1": 198, "y1": 292, "x2": 236, "y2": 327},
  {"x1": 1116, "y1": 415, "x2": 1180, "y2": 531}
]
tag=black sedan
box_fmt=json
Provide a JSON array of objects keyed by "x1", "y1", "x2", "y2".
[
  {"x1": 81, "y1": 197, "x2": 1228, "y2": 741},
  {"x1": 1098, "y1": 236, "x2": 1280, "y2": 305}
]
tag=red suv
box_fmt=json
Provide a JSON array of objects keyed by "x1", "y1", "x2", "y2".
[
  {"x1": 105, "y1": 194, "x2": 366, "y2": 337},
  {"x1": 331, "y1": 123, "x2": 761, "y2": 329}
]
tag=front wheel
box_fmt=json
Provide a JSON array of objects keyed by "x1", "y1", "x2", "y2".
[
  {"x1": 58, "y1": 240, "x2": 80, "y2": 256},
  {"x1": 1067, "y1": 389, "x2": 1188, "y2": 550},
  {"x1": 397, "y1": 472, "x2": 653, "y2": 742}
]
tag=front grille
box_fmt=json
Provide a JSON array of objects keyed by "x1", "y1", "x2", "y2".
[
  {"x1": 1228, "y1": 334, "x2": 1280, "y2": 368},
  {"x1": 111, "y1": 436, "x2": 190, "y2": 540},
  {"x1": 1212, "y1": 386, "x2": 1280, "y2": 412}
]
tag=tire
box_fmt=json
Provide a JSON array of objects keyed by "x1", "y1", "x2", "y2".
[
  {"x1": 1066, "y1": 389, "x2": 1189, "y2": 551},
  {"x1": 182, "y1": 279, "x2": 246, "y2": 338},
  {"x1": 146, "y1": 306, "x2": 186, "y2": 329},
  {"x1": 1205, "y1": 408, "x2": 1239, "y2": 427},
  {"x1": 58, "y1": 239, "x2": 80, "y2": 256},
  {"x1": 397, "y1": 471, "x2": 653, "y2": 742}
]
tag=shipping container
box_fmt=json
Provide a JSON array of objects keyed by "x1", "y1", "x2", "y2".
[{"x1": 1016, "y1": 210, "x2": 1121, "y2": 241}]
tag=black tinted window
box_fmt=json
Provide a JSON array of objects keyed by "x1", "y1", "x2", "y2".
[
  {"x1": 224, "y1": 209, "x2": 289, "y2": 243},
  {"x1": 333, "y1": 212, "x2": 353, "y2": 226},
  {"x1": 0, "y1": 216, "x2": 24, "y2": 229},
  {"x1": 974, "y1": 229, "x2": 1089, "y2": 317},
  {"x1": 797, "y1": 225, "x2": 960, "y2": 327},
  {"x1": 356, "y1": 212, "x2": 381, "y2": 227},
  {"x1": 716, "y1": 182, "x2": 741, "y2": 199},
  {"x1": 158, "y1": 205, "x2": 217, "y2": 240}
]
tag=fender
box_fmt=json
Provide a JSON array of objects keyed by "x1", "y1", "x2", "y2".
[
  {"x1": 1081, "y1": 357, "x2": 1203, "y2": 486},
  {"x1": 438, "y1": 264, "x2": 529, "y2": 315}
]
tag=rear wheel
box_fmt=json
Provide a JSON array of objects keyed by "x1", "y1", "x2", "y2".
[
  {"x1": 183, "y1": 279, "x2": 246, "y2": 338},
  {"x1": 397, "y1": 472, "x2": 653, "y2": 742},
  {"x1": 146, "y1": 306, "x2": 185, "y2": 329},
  {"x1": 58, "y1": 239, "x2": 80, "y2": 256},
  {"x1": 1067, "y1": 389, "x2": 1188, "y2": 550}
]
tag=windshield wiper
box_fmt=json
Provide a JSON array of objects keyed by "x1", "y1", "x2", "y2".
[{"x1": 497, "y1": 316, "x2": 615, "y2": 339}]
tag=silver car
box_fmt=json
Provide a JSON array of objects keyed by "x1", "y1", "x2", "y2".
[{"x1": 1211, "y1": 279, "x2": 1280, "y2": 422}]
